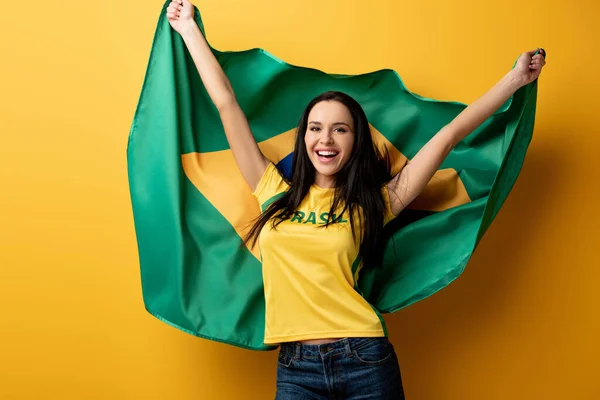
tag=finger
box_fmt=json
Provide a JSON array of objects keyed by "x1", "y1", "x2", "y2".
[
  {"x1": 524, "y1": 49, "x2": 538, "y2": 57},
  {"x1": 167, "y1": 5, "x2": 180, "y2": 15},
  {"x1": 532, "y1": 48, "x2": 546, "y2": 58},
  {"x1": 532, "y1": 59, "x2": 546, "y2": 67},
  {"x1": 531, "y1": 57, "x2": 546, "y2": 65},
  {"x1": 524, "y1": 48, "x2": 546, "y2": 61}
]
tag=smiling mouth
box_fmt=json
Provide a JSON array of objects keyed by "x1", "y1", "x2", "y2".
[
  {"x1": 316, "y1": 150, "x2": 339, "y2": 159},
  {"x1": 315, "y1": 150, "x2": 339, "y2": 164}
]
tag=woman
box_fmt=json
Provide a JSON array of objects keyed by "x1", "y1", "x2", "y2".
[{"x1": 166, "y1": 1, "x2": 546, "y2": 398}]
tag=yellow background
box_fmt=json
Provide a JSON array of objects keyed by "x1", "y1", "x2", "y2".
[{"x1": 1, "y1": 0, "x2": 598, "y2": 398}]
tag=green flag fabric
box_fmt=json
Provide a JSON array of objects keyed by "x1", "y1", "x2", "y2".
[{"x1": 127, "y1": 2, "x2": 538, "y2": 351}]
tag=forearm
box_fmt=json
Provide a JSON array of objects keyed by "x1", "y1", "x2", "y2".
[
  {"x1": 445, "y1": 70, "x2": 524, "y2": 145},
  {"x1": 176, "y1": 19, "x2": 267, "y2": 189},
  {"x1": 388, "y1": 70, "x2": 525, "y2": 214},
  {"x1": 388, "y1": 49, "x2": 545, "y2": 215},
  {"x1": 179, "y1": 20, "x2": 235, "y2": 109}
]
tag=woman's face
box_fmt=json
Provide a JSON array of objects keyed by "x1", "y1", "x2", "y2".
[{"x1": 304, "y1": 100, "x2": 355, "y2": 188}]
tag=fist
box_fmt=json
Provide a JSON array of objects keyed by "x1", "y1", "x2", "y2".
[
  {"x1": 514, "y1": 48, "x2": 547, "y2": 86},
  {"x1": 167, "y1": 0, "x2": 194, "y2": 35}
]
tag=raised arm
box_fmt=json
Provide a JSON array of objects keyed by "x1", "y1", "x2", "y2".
[
  {"x1": 387, "y1": 48, "x2": 546, "y2": 216},
  {"x1": 167, "y1": 0, "x2": 269, "y2": 191}
]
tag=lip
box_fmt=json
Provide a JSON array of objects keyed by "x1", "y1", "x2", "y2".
[{"x1": 314, "y1": 149, "x2": 340, "y2": 164}]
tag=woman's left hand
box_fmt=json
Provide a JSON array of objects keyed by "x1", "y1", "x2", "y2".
[{"x1": 513, "y1": 48, "x2": 547, "y2": 86}]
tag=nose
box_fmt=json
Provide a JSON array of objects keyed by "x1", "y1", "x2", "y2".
[{"x1": 319, "y1": 130, "x2": 334, "y2": 144}]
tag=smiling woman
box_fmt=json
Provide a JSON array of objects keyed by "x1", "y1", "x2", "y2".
[{"x1": 127, "y1": 0, "x2": 545, "y2": 398}]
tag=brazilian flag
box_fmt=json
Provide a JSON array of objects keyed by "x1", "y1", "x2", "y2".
[{"x1": 127, "y1": 2, "x2": 539, "y2": 351}]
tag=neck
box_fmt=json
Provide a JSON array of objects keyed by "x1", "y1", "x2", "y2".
[{"x1": 314, "y1": 173, "x2": 336, "y2": 189}]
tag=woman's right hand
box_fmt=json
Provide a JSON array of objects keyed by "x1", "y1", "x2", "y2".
[
  {"x1": 167, "y1": 0, "x2": 195, "y2": 35},
  {"x1": 164, "y1": 0, "x2": 269, "y2": 190}
]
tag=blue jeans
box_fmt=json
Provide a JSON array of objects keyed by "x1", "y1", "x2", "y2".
[{"x1": 275, "y1": 337, "x2": 405, "y2": 399}]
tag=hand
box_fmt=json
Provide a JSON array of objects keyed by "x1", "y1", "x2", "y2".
[
  {"x1": 513, "y1": 48, "x2": 547, "y2": 87},
  {"x1": 167, "y1": 0, "x2": 195, "y2": 35}
]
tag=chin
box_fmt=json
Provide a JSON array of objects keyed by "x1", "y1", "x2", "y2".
[
  {"x1": 316, "y1": 169, "x2": 337, "y2": 178},
  {"x1": 314, "y1": 164, "x2": 343, "y2": 178}
]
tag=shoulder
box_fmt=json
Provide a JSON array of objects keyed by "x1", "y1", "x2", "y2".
[{"x1": 252, "y1": 162, "x2": 290, "y2": 208}]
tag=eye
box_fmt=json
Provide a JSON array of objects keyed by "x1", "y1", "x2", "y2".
[
  {"x1": 310, "y1": 126, "x2": 321, "y2": 132},
  {"x1": 335, "y1": 127, "x2": 347, "y2": 133}
]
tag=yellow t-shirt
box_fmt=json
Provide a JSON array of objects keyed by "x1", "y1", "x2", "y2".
[{"x1": 252, "y1": 163, "x2": 396, "y2": 344}]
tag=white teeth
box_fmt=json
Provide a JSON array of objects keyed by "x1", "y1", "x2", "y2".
[{"x1": 317, "y1": 151, "x2": 338, "y2": 156}]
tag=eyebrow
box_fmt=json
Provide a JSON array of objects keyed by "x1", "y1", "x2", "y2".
[{"x1": 308, "y1": 121, "x2": 351, "y2": 128}]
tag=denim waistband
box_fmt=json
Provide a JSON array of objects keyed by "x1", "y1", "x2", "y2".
[{"x1": 279, "y1": 337, "x2": 387, "y2": 360}]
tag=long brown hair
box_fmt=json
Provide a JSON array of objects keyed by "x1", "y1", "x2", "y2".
[{"x1": 244, "y1": 91, "x2": 392, "y2": 271}]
